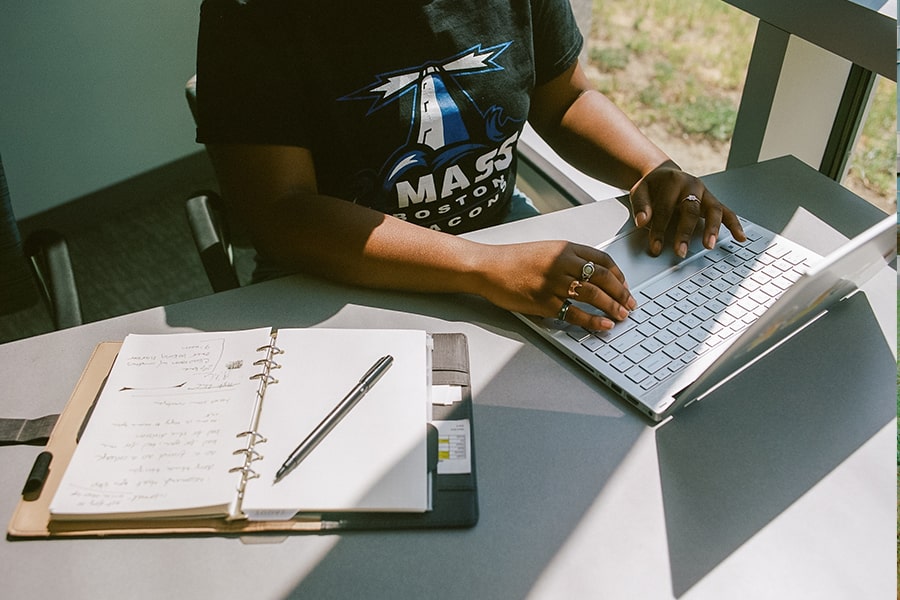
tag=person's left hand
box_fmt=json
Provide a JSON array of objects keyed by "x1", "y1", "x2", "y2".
[{"x1": 629, "y1": 160, "x2": 746, "y2": 258}]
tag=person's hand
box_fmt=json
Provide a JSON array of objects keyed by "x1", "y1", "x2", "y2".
[
  {"x1": 629, "y1": 160, "x2": 746, "y2": 258},
  {"x1": 474, "y1": 240, "x2": 637, "y2": 331}
]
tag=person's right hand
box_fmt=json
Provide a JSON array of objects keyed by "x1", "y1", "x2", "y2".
[{"x1": 472, "y1": 240, "x2": 637, "y2": 332}]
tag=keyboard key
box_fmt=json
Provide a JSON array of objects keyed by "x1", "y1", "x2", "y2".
[
  {"x1": 625, "y1": 344, "x2": 650, "y2": 364},
  {"x1": 595, "y1": 345, "x2": 619, "y2": 362},
  {"x1": 680, "y1": 314, "x2": 702, "y2": 329},
  {"x1": 642, "y1": 301, "x2": 664, "y2": 316},
  {"x1": 667, "y1": 321, "x2": 690, "y2": 337},
  {"x1": 641, "y1": 337, "x2": 664, "y2": 353},
  {"x1": 565, "y1": 327, "x2": 591, "y2": 342},
  {"x1": 637, "y1": 322, "x2": 660, "y2": 337},
  {"x1": 750, "y1": 290, "x2": 772, "y2": 304},
  {"x1": 655, "y1": 329, "x2": 677, "y2": 345},
  {"x1": 581, "y1": 335, "x2": 606, "y2": 352},
  {"x1": 680, "y1": 280, "x2": 700, "y2": 295},
  {"x1": 666, "y1": 287, "x2": 688, "y2": 302},
  {"x1": 629, "y1": 308, "x2": 651, "y2": 324},
  {"x1": 650, "y1": 313, "x2": 672, "y2": 329},
  {"x1": 625, "y1": 365, "x2": 649, "y2": 384},
  {"x1": 640, "y1": 352, "x2": 671, "y2": 375},
  {"x1": 610, "y1": 330, "x2": 645, "y2": 353},
  {"x1": 675, "y1": 335, "x2": 698, "y2": 351},
  {"x1": 692, "y1": 273, "x2": 713, "y2": 288},
  {"x1": 736, "y1": 249, "x2": 756, "y2": 262},
  {"x1": 662, "y1": 344, "x2": 685, "y2": 359},
  {"x1": 689, "y1": 328, "x2": 709, "y2": 344},
  {"x1": 692, "y1": 306, "x2": 715, "y2": 321}
]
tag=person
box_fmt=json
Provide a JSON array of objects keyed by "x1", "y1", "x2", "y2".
[{"x1": 195, "y1": 0, "x2": 745, "y2": 333}]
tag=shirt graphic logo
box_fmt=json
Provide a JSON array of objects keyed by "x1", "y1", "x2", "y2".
[{"x1": 340, "y1": 42, "x2": 521, "y2": 231}]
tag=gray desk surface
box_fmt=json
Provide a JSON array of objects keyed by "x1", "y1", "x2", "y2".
[{"x1": 1, "y1": 156, "x2": 894, "y2": 599}]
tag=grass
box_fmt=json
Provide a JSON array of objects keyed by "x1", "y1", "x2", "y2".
[
  {"x1": 846, "y1": 77, "x2": 897, "y2": 209},
  {"x1": 588, "y1": 0, "x2": 754, "y2": 141}
]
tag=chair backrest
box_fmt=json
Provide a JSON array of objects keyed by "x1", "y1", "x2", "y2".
[
  {"x1": 0, "y1": 155, "x2": 40, "y2": 315},
  {"x1": 0, "y1": 154, "x2": 82, "y2": 329}
]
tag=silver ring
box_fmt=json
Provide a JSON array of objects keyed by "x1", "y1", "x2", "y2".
[
  {"x1": 680, "y1": 194, "x2": 701, "y2": 206},
  {"x1": 556, "y1": 299, "x2": 572, "y2": 321},
  {"x1": 580, "y1": 261, "x2": 596, "y2": 282}
]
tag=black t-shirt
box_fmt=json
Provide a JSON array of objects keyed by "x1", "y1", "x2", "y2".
[{"x1": 196, "y1": 0, "x2": 582, "y2": 233}]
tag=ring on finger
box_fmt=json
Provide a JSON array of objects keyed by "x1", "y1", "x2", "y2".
[
  {"x1": 679, "y1": 193, "x2": 701, "y2": 206},
  {"x1": 556, "y1": 299, "x2": 572, "y2": 321},
  {"x1": 567, "y1": 280, "x2": 583, "y2": 298},
  {"x1": 580, "y1": 261, "x2": 596, "y2": 282}
]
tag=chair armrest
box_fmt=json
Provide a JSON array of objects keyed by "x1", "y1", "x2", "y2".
[
  {"x1": 23, "y1": 229, "x2": 83, "y2": 329},
  {"x1": 185, "y1": 191, "x2": 241, "y2": 292}
]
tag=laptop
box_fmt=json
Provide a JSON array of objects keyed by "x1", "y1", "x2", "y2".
[{"x1": 515, "y1": 213, "x2": 895, "y2": 422}]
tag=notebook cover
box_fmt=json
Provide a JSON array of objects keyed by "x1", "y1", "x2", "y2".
[{"x1": 7, "y1": 333, "x2": 477, "y2": 539}]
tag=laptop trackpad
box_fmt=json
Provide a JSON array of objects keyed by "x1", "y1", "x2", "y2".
[{"x1": 598, "y1": 224, "x2": 718, "y2": 290}]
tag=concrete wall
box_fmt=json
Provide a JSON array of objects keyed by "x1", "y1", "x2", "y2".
[{"x1": 0, "y1": 2, "x2": 203, "y2": 219}]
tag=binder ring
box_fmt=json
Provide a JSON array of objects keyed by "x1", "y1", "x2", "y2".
[
  {"x1": 236, "y1": 430, "x2": 267, "y2": 444},
  {"x1": 250, "y1": 373, "x2": 279, "y2": 385},
  {"x1": 229, "y1": 465, "x2": 260, "y2": 480},
  {"x1": 255, "y1": 344, "x2": 284, "y2": 355},
  {"x1": 254, "y1": 358, "x2": 282, "y2": 369},
  {"x1": 233, "y1": 448, "x2": 263, "y2": 462}
]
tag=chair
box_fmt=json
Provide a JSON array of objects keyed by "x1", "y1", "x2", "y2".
[
  {"x1": 0, "y1": 155, "x2": 82, "y2": 330},
  {"x1": 184, "y1": 75, "x2": 242, "y2": 292}
]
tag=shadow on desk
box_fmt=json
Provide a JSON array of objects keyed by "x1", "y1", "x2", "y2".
[
  {"x1": 283, "y1": 404, "x2": 641, "y2": 599},
  {"x1": 656, "y1": 292, "x2": 895, "y2": 597}
]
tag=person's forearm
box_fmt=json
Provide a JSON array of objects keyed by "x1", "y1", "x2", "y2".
[
  {"x1": 535, "y1": 89, "x2": 672, "y2": 190},
  {"x1": 243, "y1": 191, "x2": 489, "y2": 294}
]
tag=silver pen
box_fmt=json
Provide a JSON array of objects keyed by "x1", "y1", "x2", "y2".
[{"x1": 273, "y1": 355, "x2": 394, "y2": 484}]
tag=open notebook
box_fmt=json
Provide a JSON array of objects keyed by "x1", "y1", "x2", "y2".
[{"x1": 48, "y1": 327, "x2": 432, "y2": 521}]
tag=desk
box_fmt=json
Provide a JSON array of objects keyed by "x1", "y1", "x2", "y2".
[{"x1": 1, "y1": 157, "x2": 894, "y2": 599}]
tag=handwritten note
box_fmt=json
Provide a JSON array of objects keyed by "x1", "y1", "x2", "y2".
[{"x1": 50, "y1": 328, "x2": 273, "y2": 520}]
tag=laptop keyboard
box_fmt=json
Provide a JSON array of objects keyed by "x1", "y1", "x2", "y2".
[{"x1": 563, "y1": 226, "x2": 815, "y2": 392}]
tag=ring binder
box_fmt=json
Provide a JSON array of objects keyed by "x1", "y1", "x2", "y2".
[{"x1": 229, "y1": 332, "x2": 283, "y2": 519}]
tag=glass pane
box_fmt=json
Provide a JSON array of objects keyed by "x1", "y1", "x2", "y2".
[
  {"x1": 841, "y1": 76, "x2": 896, "y2": 215},
  {"x1": 586, "y1": 0, "x2": 756, "y2": 176}
]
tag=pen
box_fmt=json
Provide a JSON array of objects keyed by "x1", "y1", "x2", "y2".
[{"x1": 273, "y1": 354, "x2": 394, "y2": 484}]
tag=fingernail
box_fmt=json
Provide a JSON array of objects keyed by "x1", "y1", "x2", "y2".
[
  {"x1": 599, "y1": 318, "x2": 615, "y2": 330},
  {"x1": 627, "y1": 296, "x2": 637, "y2": 310},
  {"x1": 651, "y1": 240, "x2": 662, "y2": 255},
  {"x1": 707, "y1": 233, "x2": 717, "y2": 248},
  {"x1": 634, "y1": 211, "x2": 647, "y2": 227},
  {"x1": 617, "y1": 306, "x2": 629, "y2": 320},
  {"x1": 677, "y1": 242, "x2": 688, "y2": 258}
]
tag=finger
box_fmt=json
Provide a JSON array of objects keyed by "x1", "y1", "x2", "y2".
[
  {"x1": 671, "y1": 192, "x2": 703, "y2": 258},
  {"x1": 699, "y1": 189, "x2": 724, "y2": 249},
  {"x1": 721, "y1": 206, "x2": 746, "y2": 242},
  {"x1": 646, "y1": 195, "x2": 675, "y2": 257},
  {"x1": 562, "y1": 303, "x2": 617, "y2": 332},
  {"x1": 573, "y1": 279, "x2": 634, "y2": 322},
  {"x1": 574, "y1": 251, "x2": 635, "y2": 309},
  {"x1": 629, "y1": 184, "x2": 653, "y2": 229}
]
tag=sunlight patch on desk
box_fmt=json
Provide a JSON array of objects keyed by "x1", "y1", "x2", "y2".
[{"x1": 524, "y1": 427, "x2": 674, "y2": 600}]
